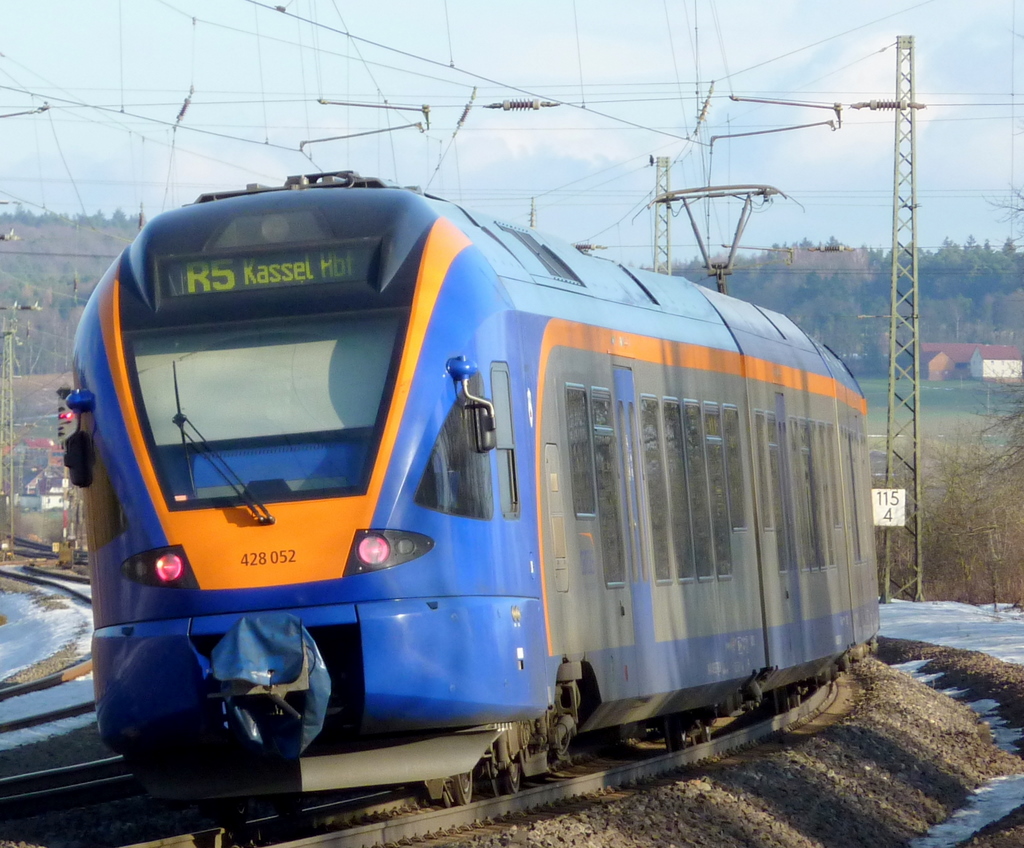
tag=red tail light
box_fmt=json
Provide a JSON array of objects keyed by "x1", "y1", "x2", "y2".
[
  {"x1": 123, "y1": 545, "x2": 198, "y2": 588},
  {"x1": 154, "y1": 552, "x2": 185, "y2": 582},
  {"x1": 345, "y1": 530, "x2": 434, "y2": 576}
]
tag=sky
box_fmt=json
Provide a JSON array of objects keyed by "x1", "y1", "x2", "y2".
[{"x1": 0, "y1": 0, "x2": 1022, "y2": 269}]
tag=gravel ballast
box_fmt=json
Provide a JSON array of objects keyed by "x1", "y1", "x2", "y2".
[{"x1": 0, "y1": 651, "x2": 1023, "y2": 848}]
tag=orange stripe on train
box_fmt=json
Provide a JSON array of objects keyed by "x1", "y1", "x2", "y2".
[
  {"x1": 533, "y1": 317, "x2": 868, "y2": 655},
  {"x1": 99, "y1": 219, "x2": 470, "y2": 592}
]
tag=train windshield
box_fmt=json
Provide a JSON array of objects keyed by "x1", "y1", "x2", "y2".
[{"x1": 128, "y1": 312, "x2": 402, "y2": 508}]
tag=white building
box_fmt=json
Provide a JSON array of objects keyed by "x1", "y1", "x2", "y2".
[{"x1": 969, "y1": 345, "x2": 1023, "y2": 382}]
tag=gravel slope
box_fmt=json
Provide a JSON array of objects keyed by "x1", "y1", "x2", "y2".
[
  {"x1": 1, "y1": 653, "x2": 1022, "y2": 848},
  {"x1": 436, "y1": 655, "x2": 1022, "y2": 848}
]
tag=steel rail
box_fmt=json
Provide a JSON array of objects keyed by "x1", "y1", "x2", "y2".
[
  {"x1": 119, "y1": 679, "x2": 839, "y2": 848},
  {"x1": 0, "y1": 658, "x2": 94, "y2": 703},
  {"x1": 0, "y1": 699, "x2": 95, "y2": 733},
  {"x1": 0, "y1": 756, "x2": 138, "y2": 818},
  {"x1": 0, "y1": 564, "x2": 93, "y2": 604}
]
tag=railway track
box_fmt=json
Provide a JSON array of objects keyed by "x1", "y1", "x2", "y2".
[
  {"x1": 0, "y1": 756, "x2": 139, "y2": 818},
  {"x1": 105, "y1": 675, "x2": 846, "y2": 848},
  {"x1": 0, "y1": 564, "x2": 96, "y2": 729}
]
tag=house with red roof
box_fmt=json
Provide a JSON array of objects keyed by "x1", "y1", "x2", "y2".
[{"x1": 921, "y1": 343, "x2": 1022, "y2": 382}]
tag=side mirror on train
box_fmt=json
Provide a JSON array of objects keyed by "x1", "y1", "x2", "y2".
[
  {"x1": 446, "y1": 356, "x2": 497, "y2": 453},
  {"x1": 64, "y1": 429, "x2": 95, "y2": 487}
]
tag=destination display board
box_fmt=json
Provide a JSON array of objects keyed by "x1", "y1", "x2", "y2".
[{"x1": 160, "y1": 240, "x2": 379, "y2": 298}]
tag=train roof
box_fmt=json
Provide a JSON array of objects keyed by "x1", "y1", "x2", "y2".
[
  {"x1": 431, "y1": 195, "x2": 858, "y2": 394},
  {"x1": 168, "y1": 172, "x2": 859, "y2": 399}
]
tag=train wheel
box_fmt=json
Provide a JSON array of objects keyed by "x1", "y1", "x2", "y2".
[
  {"x1": 497, "y1": 758, "x2": 522, "y2": 795},
  {"x1": 451, "y1": 771, "x2": 473, "y2": 806},
  {"x1": 663, "y1": 715, "x2": 685, "y2": 752},
  {"x1": 199, "y1": 797, "x2": 250, "y2": 835}
]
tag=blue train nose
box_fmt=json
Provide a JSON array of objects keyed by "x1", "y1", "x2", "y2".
[{"x1": 210, "y1": 612, "x2": 331, "y2": 760}]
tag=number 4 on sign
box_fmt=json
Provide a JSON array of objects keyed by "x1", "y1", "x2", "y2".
[{"x1": 872, "y1": 488, "x2": 906, "y2": 527}]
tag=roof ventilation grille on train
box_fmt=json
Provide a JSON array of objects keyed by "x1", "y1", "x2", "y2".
[
  {"x1": 194, "y1": 171, "x2": 400, "y2": 204},
  {"x1": 283, "y1": 170, "x2": 393, "y2": 190}
]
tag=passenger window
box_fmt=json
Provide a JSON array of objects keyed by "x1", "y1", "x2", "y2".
[
  {"x1": 791, "y1": 418, "x2": 813, "y2": 570},
  {"x1": 704, "y1": 403, "x2": 731, "y2": 578},
  {"x1": 640, "y1": 396, "x2": 672, "y2": 582},
  {"x1": 755, "y1": 411, "x2": 773, "y2": 531},
  {"x1": 846, "y1": 426, "x2": 864, "y2": 563},
  {"x1": 565, "y1": 385, "x2": 596, "y2": 517},
  {"x1": 826, "y1": 423, "x2": 842, "y2": 529},
  {"x1": 415, "y1": 373, "x2": 493, "y2": 519},
  {"x1": 491, "y1": 363, "x2": 519, "y2": 519},
  {"x1": 723, "y1": 405, "x2": 746, "y2": 530},
  {"x1": 592, "y1": 390, "x2": 625, "y2": 586},
  {"x1": 683, "y1": 401, "x2": 714, "y2": 579},
  {"x1": 814, "y1": 422, "x2": 835, "y2": 566},
  {"x1": 664, "y1": 400, "x2": 695, "y2": 580},
  {"x1": 767, "y1": 413, "x2": 789, "y2": 572}
]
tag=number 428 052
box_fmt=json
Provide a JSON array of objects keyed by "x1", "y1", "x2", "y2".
[{"x1": 241, "y1": 549, "x2": 296, "y2": 566}]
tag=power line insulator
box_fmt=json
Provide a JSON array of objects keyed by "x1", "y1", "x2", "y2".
[{"x1": 485, "y1": 99, "x2": 559, "y2": 111}]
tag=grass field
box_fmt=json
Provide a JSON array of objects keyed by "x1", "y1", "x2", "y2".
[{"x1": 858, "y1": 377, "x2": 1012, "y2": 446}]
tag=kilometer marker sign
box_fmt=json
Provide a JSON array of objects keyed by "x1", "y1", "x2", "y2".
[{"x1": 872, "y1": 488, "x2": 906, "y2": 527}]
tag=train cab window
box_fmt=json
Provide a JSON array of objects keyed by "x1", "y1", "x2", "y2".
[
  {"x1": 565, "y1": 385, "x2": 597, "y2": 517},
  {"x1": 683, "y1": 401, "x2": 714, "y2": 579},
  {"x1": 415, "y1": 373, "x2": 493, "y2": 520},
  {"x1": 723, "y1": 406, "x2": 747, "y2": 530},
  {"x1": 592, "y1": 389, "x2": 626, "y2": 586},
  {"x1": 491, "y1": 363, "x2": 519, "y2": 519},
  {"x1": 704, "y1": 403, "x2": 732, "y2": 579},
  {"x1": 640, "y1": 396, "x2": 672, "y2": 582},
  {"x1": 129, "y1": 312, "x2": 401, "y2": 510},
  {"x1": 663, "y1": 400, "x2": 695, "y2": 581}
]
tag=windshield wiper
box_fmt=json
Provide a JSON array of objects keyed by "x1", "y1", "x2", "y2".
[{"x1": 171, "y1": 362, "x2": 276, "y2": 526}]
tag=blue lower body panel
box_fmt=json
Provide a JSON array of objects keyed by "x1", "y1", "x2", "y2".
[
  {"x1": 93, "y1": 620, "x2": 208, "y2": 753},
  {"x1": 92, "y1": 595, "x2": 548, "y2": 756},
  {"x1": 358, "y1": 596, "x2": 547, "y2": 733}
]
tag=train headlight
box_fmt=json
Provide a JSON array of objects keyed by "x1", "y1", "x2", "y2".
[
  {"x1": 345, "y1": 529, "x2": 434, "y2": 575},
  {"x1": 122, "y1": 545, "x2": 198, "y2": 589}
]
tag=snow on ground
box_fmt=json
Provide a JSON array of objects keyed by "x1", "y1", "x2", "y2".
[
  {"x1": 0, "y1": 675, "x2": 95, "y2": 752},
  {"x1": 880, "y1": 600, "x2": 1024, "y2": 664},
  {"x1": 882, "y1": 600, "x2": 1024, "y2": 848},
  {"x1": 0, "y1": 590, "x2": 91, "y2": 680},
  {"x1": 0, "y1": 579, "x2": 95, "y2": 748}
]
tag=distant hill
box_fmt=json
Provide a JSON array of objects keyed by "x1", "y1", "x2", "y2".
[
  {"x1": 674, "y1": 236, "x2": 1023, "y2": 377},
  {"x1": 0, "y1": 208, "x2": 136, "y2": 384}
]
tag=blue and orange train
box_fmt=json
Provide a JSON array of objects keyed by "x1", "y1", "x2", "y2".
[{"x1": 65, "y1": 170, "x2": 878, "y2": 805}]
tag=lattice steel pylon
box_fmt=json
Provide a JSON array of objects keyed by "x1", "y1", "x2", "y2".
[
  {"x1": 0, "y1": 319, "x2": 15, "y2": 556},
  {"x1": 653, "y1": 157, "x2": 672, "y2": 274},
  {"x1": 882, "y1": 36, "x2": 924, "y2": 602}
]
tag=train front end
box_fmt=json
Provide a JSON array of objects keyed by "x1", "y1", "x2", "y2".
[{"x1": 71, "y1": 175, "x2": 547, "y2": 799}]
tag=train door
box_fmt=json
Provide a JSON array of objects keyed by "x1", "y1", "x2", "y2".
[
  {"x1": 755, "y1": 392, "x2": 799, "y2": 667},
  {"x1": 613, "y1": 365, "x2": 654, "y2": 694},
  {"x1": 773, "y1": 392, "x2": 806, "y2": 661}
]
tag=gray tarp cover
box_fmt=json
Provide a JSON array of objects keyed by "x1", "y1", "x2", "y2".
[{"x1": 211, "y1": 612, "x2": 331, "y2": 760}]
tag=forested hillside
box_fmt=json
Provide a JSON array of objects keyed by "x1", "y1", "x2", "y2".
[
  {"x1": 1, "y1": 207, "x2": 1020, "y2": 383},
  {"x1": 676, "y1": 237, "x2": 1022, "y2": 376},
  {"x1": 0, "y1": 209, "x2": 136, "y2": 377}
]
